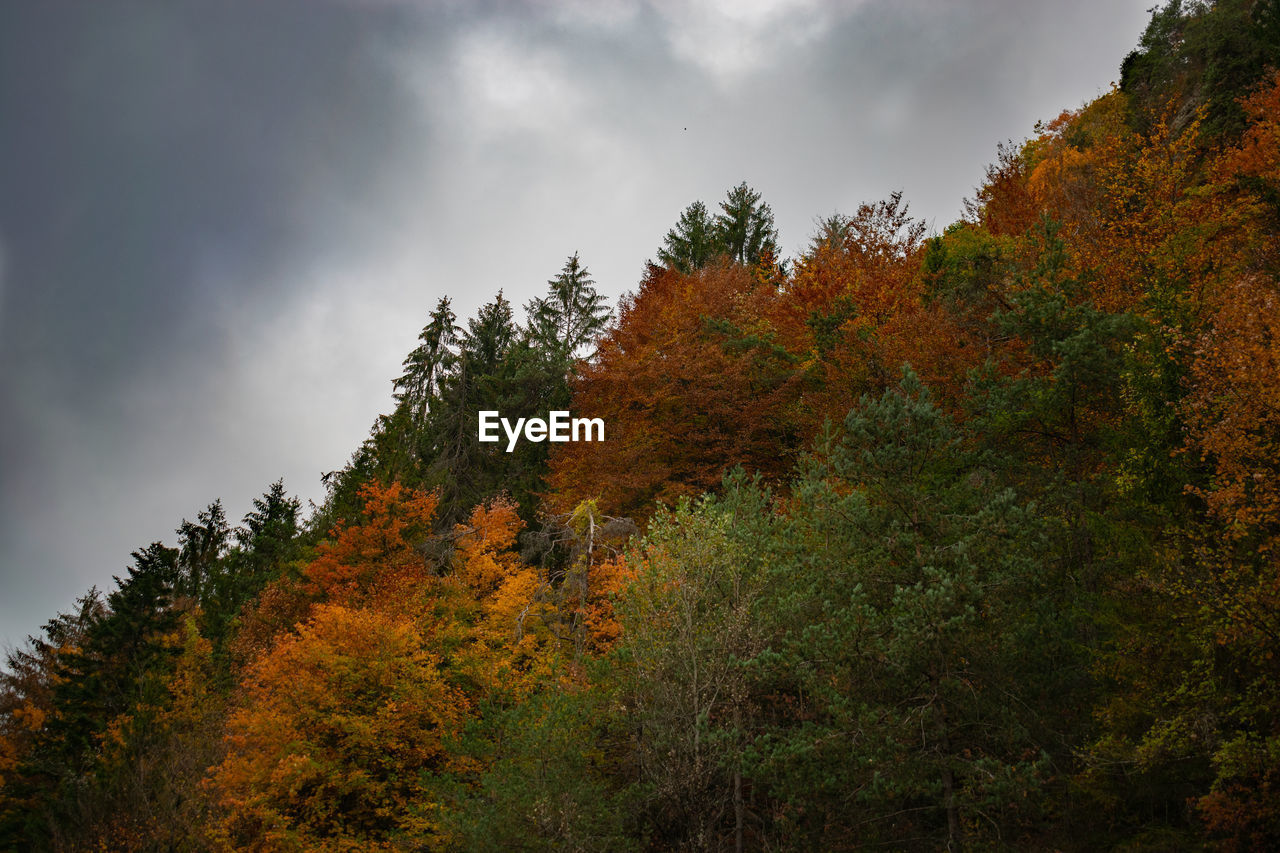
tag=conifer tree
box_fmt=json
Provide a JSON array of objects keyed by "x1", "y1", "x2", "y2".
[
  {"x1": 657, "y1": 200, "x2": 720, "y2": 273},
  {"x1": 0, "y1": 545, "x2": 184, "y2": 848},
  {"x1": 656, "y1": 184, "x2": 781, "y2": 273},
  {"x1": 715, "y1": 181, "x2": 779, "y2": 267},
  {"x1": 176, "y1": 500, "x2": 229, "y2": 602},
  {"x1": 394, "y1": 296, "x2": 459, "y2": 430},
  {"x1": 423, "y1": 292, "x2": 521, "y2": 523},
  {"x1": 524, "y1": 252, "x2": 612, "y2": 370}
]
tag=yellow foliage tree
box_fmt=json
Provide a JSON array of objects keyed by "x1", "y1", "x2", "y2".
[{"x1": 209, "y1": 604, "x2": 464, "y2": 852}]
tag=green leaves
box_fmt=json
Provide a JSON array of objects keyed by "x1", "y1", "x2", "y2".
[
  {"x1": 524, "y1": 252, "x2": 613, "y2": 371},
  {"x1": 655, "y1": 183, "x2": 780, "y2": 274},
  {"x1": 748, "y1": 370, "x2": 1067, "y2": 848}
]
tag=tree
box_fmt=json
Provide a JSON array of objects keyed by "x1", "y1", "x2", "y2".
[
  {"x1": 0, "y1": 592, "x2": 105, "y2": 804},
  {"x1": 749, "y1": 371, "x2": 1073, "y2": 849},
  {"x1": 525, "y1": 253, "x2": 612, "y2": 369},
  {"x1": 656, "y1": 184, "x2": 781, "y2": 274},
  {"x1": 304, "y1": 481, "x2": 439, "y2": 610},
  {"x1": 210, "y1": 604, "x2": 465, "y2": 851},
  {"x1": 202, "y1": 480, "x2": 303, "y2": 666},
  {"x1": 715, "y1": 181, "x2": 780, "y2": 268},
  {"x1": 421, "y1": 292, "x2": 522, "y2": 524},
  {"x1": 656, "y1": 200, "x2": 719, "y2": 274},
  {"x1": 0, "y1": 544, "x2": 185, "y2": 849},
  {"x1": 612, "y1": 487, "x2": 769, "y2": 851},
  {"x1": 547, "y1": 262, "x2": 802, "y2": 518},
  {"x1": 394, "y1": 296, "x2": 459, "y2": 431},
  {"x1": 176, "y1": 500, "x2": 229, "y2": 602},
  {"x1": 235, "y1": 478, "x2": 302, "y2": 577},
  {"x1": 1120, "y1": 0, "x2": 1280, "y2": 139},
  {"x1": 444, "y1": 685, "x2": 634, "y2": 852},
  {"x1": 776, "y1": 192, "x2": 972, "y2": 419}
]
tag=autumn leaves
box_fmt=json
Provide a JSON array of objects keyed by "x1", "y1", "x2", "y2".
[{"x1": 5, "y1": 3, "x2": 1280, "y2": 847}]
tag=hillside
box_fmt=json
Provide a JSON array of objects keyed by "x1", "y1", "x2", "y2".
[{"x1": 3, "y1": 2, "x2": 1280, "y2": 849}]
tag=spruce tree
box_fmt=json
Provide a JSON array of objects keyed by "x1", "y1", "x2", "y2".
[
  {"x1": 524, "y1": 252, "x2": 612, "y2": 370},
  {"x1": 394, "y1": 296, "x2": 459, "y2": 431},
  {"x1": 656, "y1": 200, "x2": 720, "y2": 273},
  {"x1": 656, "y1": 184, "x2": 781, "y2": 273},
  {"x1": 715, "y1": 181, "x2": 779, "y2": 267}
]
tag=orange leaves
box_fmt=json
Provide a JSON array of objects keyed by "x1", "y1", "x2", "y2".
[
  {"x1": 549, "y1": 195, "x2": 986, "y2": 519},
  {"x1": 1016, "y1": 89, "x2": 1267, "y2": 320},
  {"x1": 549, "y1": 262, "x2": 800, "y2": 516},
  {"x1": 1178, "y1": 75, "x2": 1280, "y2": 553},
  {"x1": 968, "y1": 141, "x2": 1041, "y2": 237},
  {"x1": 1185, "y1": 274, "x2": 1280, "y2": 541},
  {"x1": 1219, "y1": 71, "x2": 1280, "y2": 189},
  {"x1": 304, "y1": 482, "x2": 438, "y2": 610},
  {"x1": 577, "y1": 554, "x2": 632, "y2": 655},
  {"x1": 451, "y1": 498, "x2": 555, "y2": 691},
  {"x1": 210, "y1": 484, "x2": 570, "y2": 847},
  {"x1": 781, "y1": 195, "x2": 977, "y2": 412},
  {"x1": 209, "y1": 603, "x2": 463, "y2": 850},
  {"x1": 0, "y1": 729, "x2": 19, "y2": 791},
  {"x1": 454, "y1": 500, "x2": 522, "y2": 596}
]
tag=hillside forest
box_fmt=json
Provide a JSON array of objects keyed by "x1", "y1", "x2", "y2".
[{"x1": 4, "y1": 2, "x2": 1280, "y2": 849}]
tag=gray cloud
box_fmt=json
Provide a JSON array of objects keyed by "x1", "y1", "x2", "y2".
[{"x1": 0, "y1": 0, "x2": 1151, "y2": 647}]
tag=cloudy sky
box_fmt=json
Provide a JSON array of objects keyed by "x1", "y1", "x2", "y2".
[{"x1": 0, "y1": 0, "x2": 1152, "y2": 648}]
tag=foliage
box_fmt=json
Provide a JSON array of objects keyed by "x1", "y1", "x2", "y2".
[
  {"x1": 208, "y1": 604, "x2": 464, "y2": 851},
  {"x1": 656, "y1": 183, "x2": 781, "y2": 274},
  {"x1": 10, "y1": 8, "x2": 1280, "y2": 848}
]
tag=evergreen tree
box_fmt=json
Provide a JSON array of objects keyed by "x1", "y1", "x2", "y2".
[
  {"x1": 235, "y1": 478, "x2": 302, "y2": 572},
  {"x1": 656, "y1": 184, "x2": 781, "y2": 273},
  {"x1": 524, "y1": 252, "x2": 612, "y2": 369},
  {"x1": 201, "y1": 480, "x2": 303, "y2": 665},
  {"x1": 656, "y1": 200, "x2": 719, "y2": 273},
  {"x1": 176, "y1": 500, "x2": 229, "y2": 602},
  {"x1": 0, "y1": 544, "x2": 184, "y2": 848},
  {"x1": 748, "y1": 371, "x2": 1074, "y2": 849},
  {"x1": 394, "y1": 296, "x2": 459, "y2": 430},
  {"x1": 423, "y1": 292, "x2": 522, "y2": 524},
  {"x1": 1120, "y1": 0, "x2": 1280, "y2": 138},
  {"x1": 715, "y1": 181, "x2": 780, "y2": 267}
]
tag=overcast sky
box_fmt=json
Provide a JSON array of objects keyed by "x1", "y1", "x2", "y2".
[{"x1": 0, "y1": 0, "x2": 1153, "y2": 649}]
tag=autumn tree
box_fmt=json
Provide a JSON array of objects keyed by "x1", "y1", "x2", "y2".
[
  {"x1": 210, "y1": 604, "x2": 465, "y2": 851},
  {"x1": 548, "y1": 261, "x2": 802, "y2": 517},
  {"x1": 777, "y1": 192, "x2": 977, "y2": 417},
  {"x1": 531, "y1": 499, "x2": 636, "y2": 662},
  {"x1": 303, "y1": 480, "x2": 438, "y2": 610}
]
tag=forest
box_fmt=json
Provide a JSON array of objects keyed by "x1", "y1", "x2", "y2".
[{"x1": 3, "y1": 1, "x2": 1280, "y2": 849}]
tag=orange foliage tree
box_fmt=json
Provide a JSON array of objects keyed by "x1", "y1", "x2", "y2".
[
  {"x1": 774, "y1": 192, "x2": 978, "y2": 416},
  {"x1": 447, "y1": 498, "x2": 558, "y2": 696},
  {"x1": 550, "y1": 195, "x2": 982, "y2": 520},
  {"x1": 303, "y1": 482, "x2": 439, "y2": 610},
  {"x1": 548, "y1": 261, "x2": 802, "y2": 517},
  {"x1": 209, "y1": 604, "x2": 464, "y2": 851}
]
